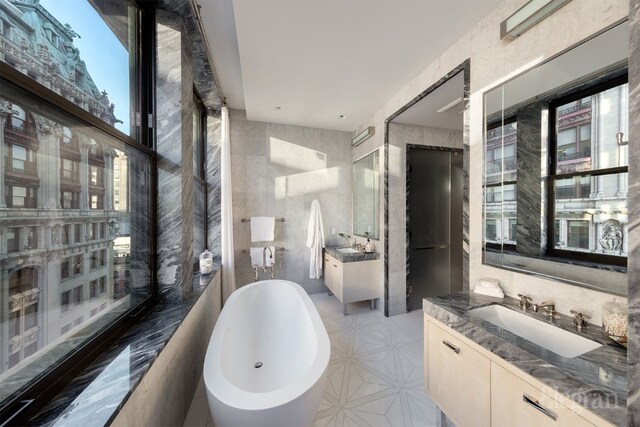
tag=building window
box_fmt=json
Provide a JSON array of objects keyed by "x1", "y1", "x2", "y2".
[
  {"x1": 61, "y1": 159, "x2": 80, "y2": 182},
  {"x1": 61, "y1": 258, "x2": 70, "y2": 280},
  {"x1": 7, "y1": 268, "x2": 40, "y2": 368},
  {"x1": 7, "y1": 227, "x2": 21, "y2": 252},
  {"x1": 61, "y1": 191, "x2": 80, "y2": 209},
  {"x1": 567, "y1": 220, "x2": 590, "y2": 250},
  {"x1": 0, "y1": 0, "x2": 154, "y2": 418},
  {"x1": 1, "y1": 19, "x2": 11, "y2": 39},
  {"x1": 550, "y1": 78, "x2": 628, "y2": 265},
  {"x1": 6, "y1": 185, "x2": 37, "y2": 208},
  {"x1": 486, "y1": 219, "x2": 498, "y2": 241},
  {"x1": 61, "y1": 292, "x2": 71, "y2": 314},
  {"x1": 90, "y1": 194, "x2": 103, "y2": 210},
  {"x1": 26, "y1": 226, "x2": 37, "y2": 249},
  {"x1": 73, "y1": 254, "x2": 83, "y2": 276},
  {"x1": 74, "y1": 224, "x2": 83, "y2": 243}
]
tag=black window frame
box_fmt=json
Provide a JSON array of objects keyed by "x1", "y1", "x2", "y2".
[
  {"x1": 546, "y1": 74, "x2": 628, "y2": 267},
  {"x1": 0, "y1": 0, "x2": 159, "y2": 423}
]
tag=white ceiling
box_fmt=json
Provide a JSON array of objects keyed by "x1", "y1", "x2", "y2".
[
  {"x1": 198, "y1": 0, "x2": 501, "y2": 132},
  {"x1": 392, "y1": 71, "x2": 464, "y2": 130}
]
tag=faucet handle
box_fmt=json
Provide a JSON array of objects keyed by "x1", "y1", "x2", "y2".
[
  {"x1": 570, "y1": 310, "x2": 590, "y2": 331},
  {"x1": 517, "y1": 294, "x2": 532, "y2": 310}
]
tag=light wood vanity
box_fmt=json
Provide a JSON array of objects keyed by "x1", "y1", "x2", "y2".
[
  {"x1": 324, "y1": 249, "x2": 381, "y2": 315},
  {"x1": 424, "y1": 311, "x2": 621, "y2": 427}
]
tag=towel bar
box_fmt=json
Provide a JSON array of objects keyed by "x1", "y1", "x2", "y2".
[
  {"x1": 241, "y1": 217, "x2": 285, "y2": 223},
  {"x1": 241, "y1": 247, "x2": 285, "y2": 254}
]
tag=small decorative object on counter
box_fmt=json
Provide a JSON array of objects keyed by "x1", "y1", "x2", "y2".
[
  {"x1": 602, "y1": 298, "x2": 627, "y2": 346},
  {"x1": 200, "y1": 250, "x2": 214, "y2": 275},
  {"x1": 364, "y1": 238, "x2": 374, "y2": 253}
]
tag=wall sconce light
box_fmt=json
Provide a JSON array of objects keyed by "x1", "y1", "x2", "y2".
[
  {"x1": 500, "y1": 0, "x2": 572, "y2": 41},
  {"x1": 352, "y1": 126, "x2": 375, "y2": 147}
]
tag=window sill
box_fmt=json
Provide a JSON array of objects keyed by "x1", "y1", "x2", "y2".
[{"x1": 24, "y1": 261, "x2": 221, "y2": 426}]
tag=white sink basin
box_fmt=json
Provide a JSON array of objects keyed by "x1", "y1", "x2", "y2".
[
  {"x1": 468, "y1": 305, "x2": 601, "y2": 358},
  {"x1": 337, "y1": 248, "x2": 360, "y2": 254}
]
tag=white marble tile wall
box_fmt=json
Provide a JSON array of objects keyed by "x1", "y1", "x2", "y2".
[
  {"x1": 352, "y1": 0, "x2": 629, "y2": 320},
  {"x1": 229, "y1": 109, "x2": 353, "y2": 294}
]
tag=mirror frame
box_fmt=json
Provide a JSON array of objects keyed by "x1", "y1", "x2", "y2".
[
  {"x1": 481, "y1": 20, "x2": 629, "y2": 297},
  {"x1": 352, "y1": 148, "x2": 381, "y2": 240}
]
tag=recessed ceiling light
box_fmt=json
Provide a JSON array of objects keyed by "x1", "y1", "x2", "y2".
[
  {"x1": 339, "y1": 115, "x2": 345, "y2": 119},
  {"x1": 274, "y1": 106, "x2": 282, "y2": 111}
]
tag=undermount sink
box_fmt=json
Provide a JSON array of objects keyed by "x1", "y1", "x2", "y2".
[
  {"x1": 468, "y1": 305, "x2": 601, "y2": 358},
  {"x1": 337, "y1": 247, "x2": 360, "y2": 254}
]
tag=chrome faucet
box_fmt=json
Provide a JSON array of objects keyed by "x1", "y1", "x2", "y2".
[
  {"x1": 570, "y1": 310, "x2": 590, "y2": 332},
  {"x1": 517, "y1": 294, "x2": 533, "y2": 311},
  {"x1": 263, "y1": 246, "x2": 275, "y2": 279},
  {"x1": 532, "y1": 301, "x2": 557, "y2": 319}
]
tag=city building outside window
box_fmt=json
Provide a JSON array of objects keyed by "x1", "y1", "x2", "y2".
[{"x1": 550, "y1": 78, "x2": 628, "y2": 265}]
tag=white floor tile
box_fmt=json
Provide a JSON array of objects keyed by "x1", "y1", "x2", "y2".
[{"x1": 185, "y1": 292, "x2": 436, "y2": 427}]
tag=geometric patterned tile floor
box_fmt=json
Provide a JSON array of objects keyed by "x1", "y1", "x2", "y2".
[{"x1": 184, "y1": 293, "x2": 439, "y2": 427}]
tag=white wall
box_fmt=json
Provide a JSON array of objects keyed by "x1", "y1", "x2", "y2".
[
  {"x1": 354, "y1": 0, "x2": 629, "y2": 322},
  {"x1": 230, "y1": 109, "x2": 353, "y2": 293}
]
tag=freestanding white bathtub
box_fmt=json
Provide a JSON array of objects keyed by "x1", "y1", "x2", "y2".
[{"x1": 203, "y1": 280, "x2": 330, "y2": 427}]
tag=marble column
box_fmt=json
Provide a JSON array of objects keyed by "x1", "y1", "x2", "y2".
[
  {"x1": 516, "y1": 103, "x2": 545, "y2": 257},
  {"x1": 627, "y1": 0, "x2": 640, "y2": 424},
  {"x1": 34, "y1": 116, "x2": 60, "y2": 210},
  {"x1": 156, "y1": 11, "x2": 195, "y2": 297}
]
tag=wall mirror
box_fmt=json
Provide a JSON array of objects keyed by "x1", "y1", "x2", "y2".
[
  {"x1": 483, "y1": 22, "x2": 629, "y2": 296},
  {"x1": 353, "y1": 150, "x2": 380, "y2": 239}
]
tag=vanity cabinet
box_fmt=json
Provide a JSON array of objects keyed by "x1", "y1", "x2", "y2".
[
  {"x1": 324, "y1": 253, "x2": 380, "y2": 315},
  {"x1": 424, "y1": 316, "x2": 608, "y2": 427},
  {"x1": 427, "y1": 321, "x2": 490, "y2": 427},
  {"x1": 491, "y1": 363, "x2": 594, "y2": 427}
]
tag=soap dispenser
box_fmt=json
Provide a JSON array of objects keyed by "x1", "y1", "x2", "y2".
[{"x1": 364, "y1": 238, "x2": 374, "y2": 253}]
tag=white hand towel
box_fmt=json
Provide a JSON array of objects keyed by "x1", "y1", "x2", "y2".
[
  {"x1": 251, "y1": 216, "x2": 275, "y2": 242},
  {"x1": 265, "y1": 246, "x2": 275, "y2": 267},
  {"x1": 250, "y1": 247, "x2": 265, "y2": 266},
  {"x1": 306, "y1": 200, "x2": 325, "y2": 279}
]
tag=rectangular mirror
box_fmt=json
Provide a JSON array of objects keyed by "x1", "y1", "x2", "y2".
[
  {"x1": 483, "y1": 22, "x2": 628, "y2": 296},
  {"x1": 353, "y1": 150, "x2": 380, "y2": 239}
]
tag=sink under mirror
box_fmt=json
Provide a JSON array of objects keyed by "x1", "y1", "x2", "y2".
[
  {"x1": 337, "y1": 247, "x2": 361, "y2": 254},
  {"x1": 353, "y1": 149, "x2": 380, "y2": 240},
  {"x1": 468, "y1": 305, "x2": 602, "y2": 358},
  {"x1": 482, "y1": 22, "x2": 629, "y2": 296}
]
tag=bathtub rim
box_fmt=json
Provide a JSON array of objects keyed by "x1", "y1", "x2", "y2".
[{"x1": 203, "y1": 279, "x2": 330, "y2": 411}]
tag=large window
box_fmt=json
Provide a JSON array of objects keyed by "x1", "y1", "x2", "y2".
[
  {"x1": 0, "y1": 0, "x2": 154, "y2": 420},
  {"x1": 550, "y1": 78, "x2": 628, "y2": 265}
]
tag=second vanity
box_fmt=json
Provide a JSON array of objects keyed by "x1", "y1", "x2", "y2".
[
  {"x1": 424, "y1": 292, "x2": 627, "y2": 427},
  {"x1": 324, "y1": 247, "x2": 381, "y2": 315}
]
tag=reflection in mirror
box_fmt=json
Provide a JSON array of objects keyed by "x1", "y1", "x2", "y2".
[
  {"x1": 353, "y1": 150, "x2": 380, "y2": 239},
  {"x1": 482, "y1": 23, "x2": 628, "y2": 295}
]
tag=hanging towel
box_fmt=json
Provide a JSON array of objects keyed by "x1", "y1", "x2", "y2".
[
  {"x1": 306, "y1": 200, "x2": 325, "y2": 279},
  {"x1": 250, "y1": 246, "x2": 276, "y2": 267},
  {"x1": 251, "y1": 216, "x2": 275, "y2": 242}
]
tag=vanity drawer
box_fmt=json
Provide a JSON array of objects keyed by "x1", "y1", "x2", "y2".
[
  {"x1": 428, "y1": 321, "x2": 490, "y2": 427},
  {"x1": 491, "y1": 362, "x2": 595, "y2": 427}
]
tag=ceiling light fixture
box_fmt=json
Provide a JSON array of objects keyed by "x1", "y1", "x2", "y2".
[
  {"x1": 275, "y1": 106, "x2": 282, "y2": 111},
  {"x1": 436, "y1": 97, "x2": 463, "y2": 113},
  {"x1": 501, "y1": 0, "x2": 571, "y2": 41},
  {"x1": 339, "y1": 115, "x2": 345, "y2": 119},
  {"x1": 352, "y1": 126, "x2": 375, "y2": 147}
]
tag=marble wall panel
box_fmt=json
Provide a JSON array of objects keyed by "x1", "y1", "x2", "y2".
[
  {"x1": 207, "y1": 111, "x2": 222, "y2": 260},
  {"x1": 229, "y1": 109, "x2": 352, "y2": 294},
  {"x1": 627, "y1": 0, "x2": 640, "y2": 423}
]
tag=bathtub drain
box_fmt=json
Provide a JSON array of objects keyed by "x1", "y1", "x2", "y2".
[{"x1": 254, "y1": 361, "x2": 263, "y2": 368}]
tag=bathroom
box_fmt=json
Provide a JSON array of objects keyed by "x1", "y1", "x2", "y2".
[{"x1": 0, "y1": 0, "x2": 637, "y2": 426}]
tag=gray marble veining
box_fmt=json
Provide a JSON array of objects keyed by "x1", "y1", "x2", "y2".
[
  {"x1": 27, "y1": 267, "x2": 221, "y2": 427},
  {"x1": 424, "y1": 291, "x2": 627, "y2": 426},
  {"x1": 627, "y1": 0, "x2": 640, "y2": 424},
  {"x1": 324, "y1": 247, "x2": 380, "y2": 263}
]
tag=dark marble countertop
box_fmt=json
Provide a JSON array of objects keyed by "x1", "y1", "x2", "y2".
[
  {"x1": 324, "y1": 246, "x2": 380, "y2": 263},
  {"x1": 26, "y1": 261, "x2": 221, "y2": 427},
  {"x1": 423, "y1": 291, "x2": 627, "y2": 426}
]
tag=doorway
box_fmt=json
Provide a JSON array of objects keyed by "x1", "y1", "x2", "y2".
[{"x1": 407, "y1": 146, "x2": 463, "y2": 311}]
